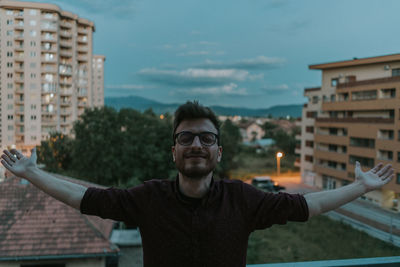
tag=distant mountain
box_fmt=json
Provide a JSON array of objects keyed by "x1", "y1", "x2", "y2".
[{"x1": 105, "y1": 96, "x2": 303, "y2": 118}]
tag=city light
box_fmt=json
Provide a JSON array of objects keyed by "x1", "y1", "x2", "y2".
[{"x1": 276, "y1": 152, "x2": 283, "y2": 176}]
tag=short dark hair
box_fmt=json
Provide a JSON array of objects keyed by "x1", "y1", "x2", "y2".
[{"x1": 173, "y1": 101, "x2": 220, "y2": 145}]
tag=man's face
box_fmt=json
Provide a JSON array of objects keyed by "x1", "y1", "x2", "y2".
[{"x1": 172, "y1": 118, "x2": 222, "y2": 180}]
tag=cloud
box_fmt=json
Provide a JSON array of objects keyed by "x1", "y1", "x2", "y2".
[
  {"x1": 260, "y1": 84, "x2": 290, "y2": 94},
  {"x1": 138, "y1": 68, "x2": 249, "y2": 87},
  {"x1": 178, "y1": 51, "x2": 210, "y2": 56},
  {"x1": 106, "y1": 84, "x2": 148, "y2": 90},
  {"x1": 197, "y1": 56, "x2": 285, "y2": 70},
  {"x1": 176, "y1": 83, "x2": 248, "y2": 96}
]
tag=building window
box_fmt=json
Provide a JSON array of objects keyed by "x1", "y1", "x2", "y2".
[
  {"x1": 312, "y1": 96, "x2": 319, "y2": 104},
  {"x1": 30, "y1": 51, "x2": 36, "y2": 57},
  {"x1": 305, "y1": 140, "x2": 314, "y2": 148},
  {"x1": 350, "y1": 137, "x2": 375, "y2": 148},
  {"x1": 352, "y1": 90, "x2": 377, "y2": 101},
  {"x1": 331, "y1": 78, "x2": 338, "y2": 87},
  {"x1": 29, "y1": 9, "x2": 37, "y2": 15},
  {"x1": 29, "y1": 20, "x2": 37, "y2": 26},
  {"x1": 6, "y1": 41, "x2": 13, "y2": 46},
  {"x1": 7, "y1": 115, "x2": 14, "y2": 120},
  {"x1": 392, "y1": 68, "x2": 400, "y2": 77},
  {"x1": 397, "y1": 173, "x2": 400, "y2": 184},
  {"x1": 30, "y1": 41, "x2": 36, "y2": 47},
  {"x1": 349, "y1": 155, "x2": 374, "y2": 168},
  {"x1": 306, "y1": 111, "x2": 317, "y2": 118},
  {"x1": 30, "y1": 30, "x2": 37, "y2": 37},
  {"x1": 305, "y1": 155, "x2": 313, "y2": 163},
  {"x1": 305, "y1": 126, "x2": 314, "y2": 133},
  {"x1": 377, "y1": 150, "x2": 393, "y2": 161},
  {"x1": 380, "y1": 88, "x2": 396, "y2": 99},
  {"x1": 6, "y1": 30, "x2": 13, "y2": 36},
  {"x1": 378, "y1": 129, "x2": 394, "y2": 140},
  {"x1": 6, "y1": 19, "x2": 13, "y2": 25}
]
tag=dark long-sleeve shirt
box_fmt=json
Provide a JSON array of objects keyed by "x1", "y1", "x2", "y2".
[{"x1": 80, "y1": 177, "x2": 309, "y2": 267}]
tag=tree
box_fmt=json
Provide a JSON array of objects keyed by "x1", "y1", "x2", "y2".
[
  {"x1": 70, "y1": 106, "x2": 122, "y2": 186},
  {"x1": 37, "y1": 132, "x2": 73, "y2": 172},
  {"x1": 216, "y1": 119, "x2": 242, "y2": 179},
  {"x1": 262, "y1": 121, "x2": 277, "y2": 138}
]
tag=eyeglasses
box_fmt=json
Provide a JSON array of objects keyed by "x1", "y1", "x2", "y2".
[{"x1": 174, "y1": 131, "x2": 218, "y2": 146}]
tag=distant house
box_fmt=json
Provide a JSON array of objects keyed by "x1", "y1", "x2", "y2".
[
  {"x1": 0, "y1": 174, "x2": 120, "y2": 267},
  {"x1": 237, "y1": 121, "x2": 265, "y2": 142}
]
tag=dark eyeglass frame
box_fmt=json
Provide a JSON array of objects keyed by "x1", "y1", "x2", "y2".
[{"x1": 174, "y1": 131, "x2": 219, "y2": 146}]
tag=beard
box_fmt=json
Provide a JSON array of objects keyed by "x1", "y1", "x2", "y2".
[{"x1": 175, "y1": 150, "x2": 218, "y2": 180}]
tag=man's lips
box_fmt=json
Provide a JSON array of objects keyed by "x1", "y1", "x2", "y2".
[{"x1": 184, "y1": 153, "x2": 207, "y2": 158}]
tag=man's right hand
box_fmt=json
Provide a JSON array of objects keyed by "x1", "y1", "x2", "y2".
[{"x1": 1, "y1": 147, "x2": 38, "y2": 179}]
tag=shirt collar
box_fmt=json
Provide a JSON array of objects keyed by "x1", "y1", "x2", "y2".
[{"x1": 173, "y1": 174, "x2": 218, "y2": 207}]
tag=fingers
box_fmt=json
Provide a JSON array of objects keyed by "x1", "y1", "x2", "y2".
[
  {"x1": 371, "y1": 162, "x2": 383, "y2": 174},
  {"x1": 377, "y1": 164, "x2": 392, "y2": 177},
  {"x1": 382, "y1": 168, "x2": 394, "y2": 180},
  {"x1": 3, "y1": 150, "x2": 16, "y2": 162},
  {"x1": 382, "y1": 174, "x2": 394, "y2": 185},
  {"x1": 1, "y1": 153, "x2": 15, "y2": 166}
]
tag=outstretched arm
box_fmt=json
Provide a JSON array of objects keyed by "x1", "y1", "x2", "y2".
[
  {"x1": 1, "y1": 147, "x2": 87, "y2": 210},
  {"x1": 304, "y1": 162, "x2": 394, "y2": 218}
]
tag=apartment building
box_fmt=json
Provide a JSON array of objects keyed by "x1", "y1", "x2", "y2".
[
  {"x1": 297, "y1": 54, "x2": 400, "y2": 211},
  {"x1": 0, "y1": 0, "x2": 105, "y2": 153}
]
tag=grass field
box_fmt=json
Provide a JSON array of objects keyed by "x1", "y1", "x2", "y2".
[{"x1": 246, "y1": 215, "x2": 400, "y2": 264}]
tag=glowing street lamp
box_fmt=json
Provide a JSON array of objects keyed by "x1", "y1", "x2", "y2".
[{"x1": 276, "y1": 152, "x2": 283, "y2": 176}]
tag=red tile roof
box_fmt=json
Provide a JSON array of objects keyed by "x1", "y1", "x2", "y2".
[{"x1": 0, "y1": 174, "x2": 119, "y2": 259}]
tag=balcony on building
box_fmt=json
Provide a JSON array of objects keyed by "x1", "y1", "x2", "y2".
[
  {"x1": 41, "y1": 64, "x2": 57, "y2": 73},
  {"x1": 60, "y1": 20, "x2": 73, "y2": 28},
  {"x1": 41, "y1": 12, "x2": 57, "y2": 21},
  {"x1": 60, "y1": 30, "x2": 73, "y2": 38},
  {"x1": 59, "y1": 39, "x2": 72, "y2": 48},
  {"x1": 41, "y1": 33, "x2": 57, "y2": 43},
  {"x1": 14, "y1": 20, "x2": 24, "y2": 30},
  {"x1": 60, "y1": 49, "x2": 73, "y2": 58}
]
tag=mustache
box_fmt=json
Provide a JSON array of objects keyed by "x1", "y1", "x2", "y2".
[{"x1": 184, "y1": 151, "x2": 208, "y2": 158}]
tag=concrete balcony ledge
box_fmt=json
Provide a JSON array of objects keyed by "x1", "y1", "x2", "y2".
[{"x1": 247, "y1": 256, "x2": 400, "y2": 266}]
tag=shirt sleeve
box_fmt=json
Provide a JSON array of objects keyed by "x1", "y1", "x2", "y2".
[
  {"x1": 80, "y1": 183, "x2": 149, "y2": 228},
  {"x1": 243, "y1": 183, "x2": 309, "y2": 231}
]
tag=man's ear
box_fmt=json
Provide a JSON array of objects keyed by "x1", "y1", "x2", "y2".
[
  {"x1": 217, "y1": 146, "x2": 223, "y2": 162},
  {"x1": 171, "y1": 146, "x2": 176, "y2": 162}
]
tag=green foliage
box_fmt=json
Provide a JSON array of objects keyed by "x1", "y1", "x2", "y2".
[
  {"x1": 261, "y1": 121, "x2": 277, "y2": 138},
  {"x1": 216, "y1": 119, "x2": 242, "y2": 179},
  {"x1": 272, "y1": 129, "x2": 296, "y2": 155},
  {"x1": 247, "y1": 215, "x2": 400, "y2": 264},
  {"x1": 37, "y1": 132, "x2": 73, "y2": 172},
  {"x1": 39, "y1": 107, "x2": 175, "y2": 187}
]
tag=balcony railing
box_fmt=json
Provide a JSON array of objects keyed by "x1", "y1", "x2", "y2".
[
  {"x1": 247, "y1": 256, "x2": 400, "y2": 266},
  {"x1": 316, "y1": 117, "x2": 394, "y2": 124},
  {"x1": 337, "y1": 75, "x2": 400, "y2": 89}
]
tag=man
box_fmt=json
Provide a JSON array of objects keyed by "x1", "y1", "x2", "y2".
[{"x1": 1, "y1": 101, "x2": 394, "y2": 267}]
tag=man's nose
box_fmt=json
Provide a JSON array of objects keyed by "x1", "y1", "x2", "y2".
[{"x1": 191, "y1": 136, "x2": 202, "y2": 147}]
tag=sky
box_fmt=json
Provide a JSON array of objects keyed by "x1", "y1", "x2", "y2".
[{"x1": 27, "y1": 0, "x2": 400, "y2": 108}]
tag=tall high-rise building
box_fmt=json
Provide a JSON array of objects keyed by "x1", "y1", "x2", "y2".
[
  {"x1": 0, "y1": 0, "x2": 105, "y2": 153},
  {"x1": 297, "y1": 54, "x2": 400, "y2": 211}
]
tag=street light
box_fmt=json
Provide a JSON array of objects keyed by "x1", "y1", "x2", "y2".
[{"x1": 276, "y1": 152, "x2": 283, "y2": 176}]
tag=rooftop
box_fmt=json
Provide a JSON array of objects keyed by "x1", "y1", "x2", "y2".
[{"x1": 309, "y1": 53, "x2": 400, "y2": 70}]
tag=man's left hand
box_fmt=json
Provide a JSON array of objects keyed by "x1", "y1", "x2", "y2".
[{"x1": 355, "y1": 161, "x2": 394, "y2": 192}]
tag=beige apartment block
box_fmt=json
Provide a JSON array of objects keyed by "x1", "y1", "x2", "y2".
[
  {"x1": 0, "y1": 0, "x2": 105, "y2": 153},
  {"x1": 298, "y1": 53, "x2": 400, "y2": 211},
  {"x1": 92, "y1": 55, "x2": 105, "y2": 107}
]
